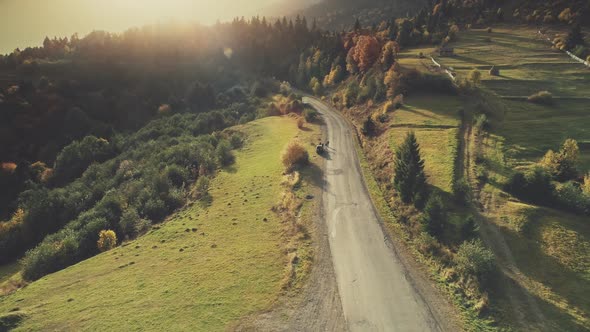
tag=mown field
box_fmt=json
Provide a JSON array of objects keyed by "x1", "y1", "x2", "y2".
[
  {"x1": 441, "y1": 26, "x2": 590, "y2": 171},
  {"x1": 0, "y1": 116, "x2": 322, "y2": 331},
  {"x1": 444, "y1": 26, "x2": 590, "y2": 331}
]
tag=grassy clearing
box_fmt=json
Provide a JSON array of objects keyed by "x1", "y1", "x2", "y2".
[
  {"x1": 0, "y1": 116, "x2": 321, "y2": 331},
  {"x1": 390, "y1": 128, "x2": 459, "y2": 193},
  {"x1": 386, "y1": 93, "x2": 462, "y2": 194},
  {"x1": 392, "y1": 94, "x2": 462, "y2": 128}
]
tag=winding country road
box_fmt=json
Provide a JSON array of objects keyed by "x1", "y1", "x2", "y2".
[{"x1": 303, "y1": 96, "x2": 442, "y2": 332}]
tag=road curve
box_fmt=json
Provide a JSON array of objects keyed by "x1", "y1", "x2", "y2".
[{"x1": 303, "y1": 96, "x2": 441, "y2": 332}]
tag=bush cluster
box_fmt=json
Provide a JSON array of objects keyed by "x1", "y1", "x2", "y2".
[
  {"x1": 504, "y1": 167, "x2": 555, "y2": 205},
  {"x1": 7, "y1": 108, "x2": 245, "y2": 279},
  {"x1": 282, "y1": 142, "x2": 309, "y2": 172}
]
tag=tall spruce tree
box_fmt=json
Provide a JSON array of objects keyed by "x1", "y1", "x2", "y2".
[
  {"x1": 421, "y1": 194, "x2": 445, "y2": 238},
  {"x1": 393, "y1": 131, "x2": 427, "y2": 204}
]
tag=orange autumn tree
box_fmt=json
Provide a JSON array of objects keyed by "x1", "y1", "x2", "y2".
[{"x1": 351, "y1": 35, "x2": 380, "y2": 73}]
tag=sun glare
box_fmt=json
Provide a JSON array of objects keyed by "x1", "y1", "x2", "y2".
[{"x1": 0, "y1": 0, "x2": 279, "y2": 53}]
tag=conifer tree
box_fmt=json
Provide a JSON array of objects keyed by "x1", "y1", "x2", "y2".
[
  {"x1": 565, "y1": 24, "x2": 584, "y2": 51},
  {"x1": 354, "y1": 18, "x2": 361, "y2": 32},
  {"x1": 393, "y1": 132, "x2": 427, "y2": 204},
  {"x1": 421, "y1": 195, "x2": 445, "y2": 238}
]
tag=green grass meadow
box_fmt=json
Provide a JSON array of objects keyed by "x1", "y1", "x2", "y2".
[
  {"x1": 0, "y1": 116, "x2": 321, "y2": 331},
  {"x1": 387, "y1": 94, "x2": 463, "y2": 193}
]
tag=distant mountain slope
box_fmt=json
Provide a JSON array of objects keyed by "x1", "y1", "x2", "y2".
[
  {"x1": 269, "y1": 0, "x2": 589, "y2": 31},
  {"x1": 282, "y1": 0, "x2": 429, "y2": 31}
]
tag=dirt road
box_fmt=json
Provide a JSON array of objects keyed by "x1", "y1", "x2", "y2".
[{"x1": 303, "y1": 96, "x2": 443, "y2": 332}]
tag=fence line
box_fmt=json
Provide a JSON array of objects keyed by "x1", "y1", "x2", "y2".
[
  {"x1": 430, "y1": 56, "x2": 456, "y2": 81},
  {"x1": 537, "y1": 30, "x2": 590, "y2": 68}
]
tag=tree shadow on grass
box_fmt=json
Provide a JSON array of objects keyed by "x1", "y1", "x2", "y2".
[
  {"x1": 451, "y1": 54, "x2": 494, "y2": 66},
  {"x1": 402, "y1": 105, "x2": 438, "y2": 120},
  {"x1": 486, "y1": 210, "x2": 590, "y2": 331},
  {"x1": 222, "y1": 163, "x2": 238, "y2": 174}
]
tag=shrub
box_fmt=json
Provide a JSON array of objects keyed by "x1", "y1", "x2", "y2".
[
  {"x1": 309, "y1": 77, "x2": 323, "y2": 96},
  {"x1": 455, "y1": 240, "x2": 495, "y2": 280},
  {"x1": 297, "y1": 117, "x2": 305, "y2": 129},
  {"x1": 282, "y1": 142, "x2": 309, "y2": 172},
  {"x1": 0, "y1": 311, "x2": 26, "y2": 331},
  {"x1": 230, "y1": 133, "x2": 243, "y2": 149},
  {"x1": 344, "y1": 81, "x2": 359, "y2": 107},
  {"x1": 421, "y1": 195, "x2": 446, "y2": 239},
  {"x1": 460, "y1": 216, "x2": 478, "y2": 240},
  {"x1": 486, "y1": 27, "x2": 492, "y2": 33},
  {"x1": 504, "y1": 167, "x2": 555, "y2": 205},
  {"x1": 192, "y1": 176, "x2": 210, "y2": 200},
  {"x1": 453, "y1": 178, "x2": 471, "y2": 205},
  {"x1": 165, "y1": 187, "x2": 186, "y2": 210},
  {"x1": 555, "y1": 182, "x2": 590, "y2": 215},
  {"x1": 527, "y1": 91, "x2": 553, "y2": 105},
  {"x1": 473, "y1": 114, "x2": 489, "y2": 132},
  {"x1": 97, "y1": 230, "x2": 117, "y2": 252},
  {"x1": 119, "y1": 209, "x2": 149, "y2": 238},
  {"x1": 165, "y1": 165, "x2": 189, "y2": 187},
  {"x1": 22, "y1": 229, "x2": 81, "y2": 281},
  {"x1": 303, "y1": 108, "x2": 319, "y2": 123},
  {"x1": 215, "y1": 140, "x2": 234, "y2": 166},
  {"x1": 539, "y1": 139, "x2": 579, "y2": 181},
  {"x1": 415, "y1": 232, "x2": 439, "y2": 256},
  {"x1": 54, "y1": 136, "x2": 115, "y2": 185},
  {"x1": 143, "y1": 197, "x2": 168, "y2": 221},
  {"x1": 361, "y1": 116, "x2": 376, "y2": 136}
]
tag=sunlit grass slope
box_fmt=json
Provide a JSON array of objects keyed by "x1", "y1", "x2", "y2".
[
  {"x1": 447, "y1": 26, "x2": 590, "y2": 330},
  {"x1": 0, "y1": 116, "x2": 320, "y2": 331},
  {"x1": 389, "y1": 94, "x2": 462, "y2": 193}
]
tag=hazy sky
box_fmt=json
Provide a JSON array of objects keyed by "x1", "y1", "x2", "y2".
[{"x1": 0, "y1": 0, "x2": 282, "y2": 54}]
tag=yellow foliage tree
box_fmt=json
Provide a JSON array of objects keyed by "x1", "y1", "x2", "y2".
[
  {"x1": 558, "y1": 8, "x2": 572, "y2": 22},
  {"x1": 540, "y1": 149, "x2": 560, "y2": 173},
  {"x1": 97, "y1": 230, "x2": 117, "y2": 252},
  {"x1": 561, "y1": 138, "x2": 579, "y2": 164},
  {"x1": 539, "y1": 139, "x2": 579, "y2": 180}
]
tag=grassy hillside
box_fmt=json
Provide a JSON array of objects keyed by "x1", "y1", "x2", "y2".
[
  {"x1": 440, "y1": 26, "x2": 590, "y2": 330},
  {"x1": 0, "y1": 116, "x2": 322, "y2": 331},
  {"x1": 439, "y1": 26, "x2": 590, "y2": 170}
]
